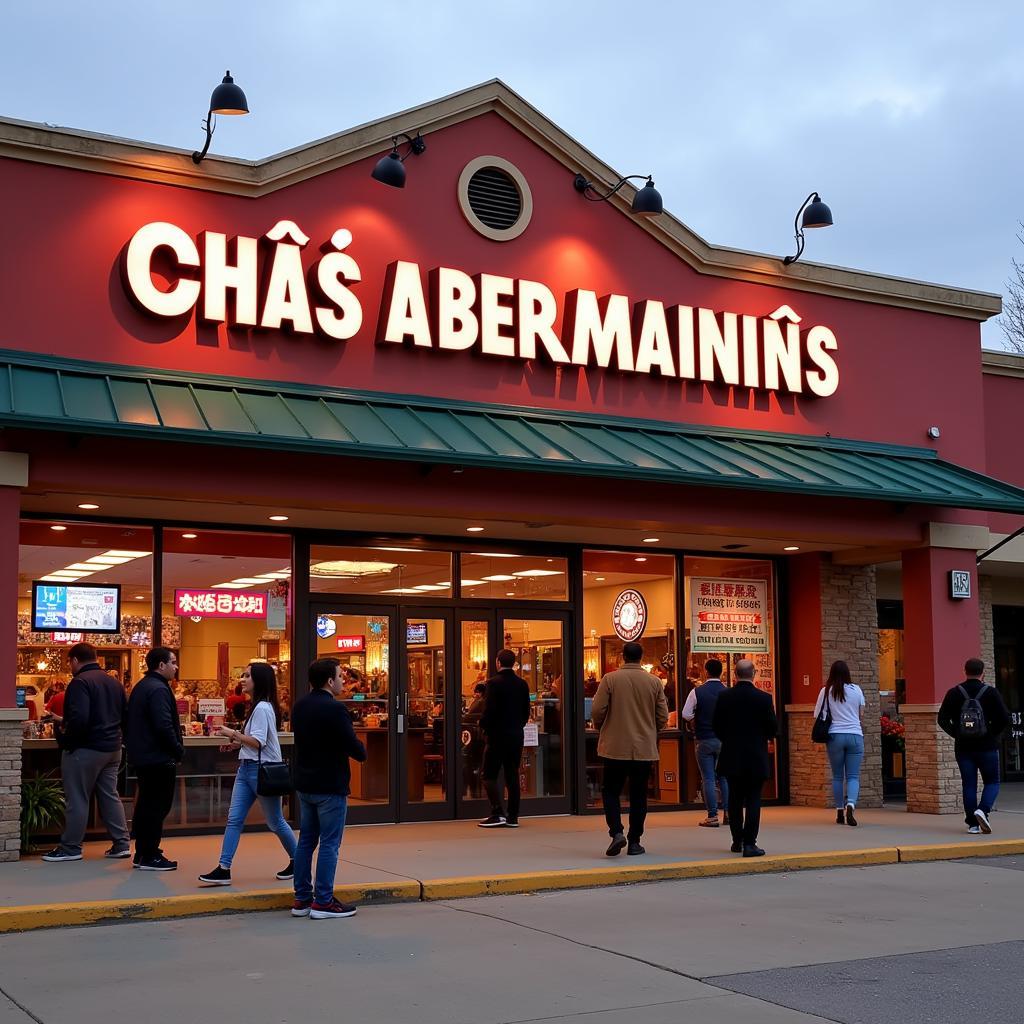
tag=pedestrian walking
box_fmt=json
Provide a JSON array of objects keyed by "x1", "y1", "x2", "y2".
[
  {"x1": 681, "y1": 658, "x2": 730, "y2": 828},
  {"x1": 477, "y1": 649, "x2": 532, "y2": 829},
  {"x1": 291, "y1": 657, "x2": 367, "y2": 919},
  {"x1": 43, "y1": 642, "x2": 131, "y2": 862},
  {"x1": 814, "y1": 660, "x2": 866, "y2": 826},
  {"x1": 938, "y1": 657, "x2": 1010, "y2": 834},
  {"x1": 198, "y1": 662, "x2": 297, "y2": 886},
  {"x1": 712, "y1": 659, "x2": 777, "y2": 857},
  {"x1": 125, "y1": 647, "x2": 183, "y2": 871},
  {"x1": 592, "y1": 641, "x2": 669, "y2": 856}
]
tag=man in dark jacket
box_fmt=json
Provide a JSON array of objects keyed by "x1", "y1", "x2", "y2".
[
  {"x1": 125, "y1": 647, "x2": 183, "y2": 871},
  {"x1": 291, "y1": 657, "x2": 367, "y2": 920},
  {"x1": 43, "y1": 642, "x2": 131, "y2": 862},
  {"x1": 712, "y1": 659, "x2": 778, "y2": 858},
  {"x1": 681, "y1": 658, "x2": 730, "y2": 828},
  {"x1": 478, "y1": 649, "x2": 532, "y2": 829},
  {"x1": 938, "y1": 657, "x2": 1010, "y2": 834}
]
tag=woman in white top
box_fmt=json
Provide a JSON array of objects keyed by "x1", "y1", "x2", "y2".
[
  {"x1": 198, "y1": 663, "x2": 296, "y2": 885},
  {"x1": 813, "y1": 660, "x2": 866, "y2": 826}
]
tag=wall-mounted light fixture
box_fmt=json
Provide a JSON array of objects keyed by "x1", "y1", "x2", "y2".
[
  {"x1": 782, "y1": 191, "x2": 833, "y2": 265},
  {"x1": 573, "y1": 172, "x2": 663, "y2": 217},
  {"x1": 371, "y1": 132, "x2": 427, "y2": 188},
  {"x1": 192, "y1": 71, "x2": 249, "y2": 164}
]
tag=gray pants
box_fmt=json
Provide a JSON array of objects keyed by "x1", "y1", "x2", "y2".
[{"x1": 60, "y1": 748, "x2": 130, "y2": 852}]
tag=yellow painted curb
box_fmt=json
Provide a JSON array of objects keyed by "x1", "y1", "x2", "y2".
[
  {"x1": 0, "y1": 880, "x2": 421, "y2": 934},
  {"x1": 421, "y1": 847, "x2": 899, "y2": 900},
  {"x1": 898, "y1": 838, "x2": 1024, "y2": 863}
]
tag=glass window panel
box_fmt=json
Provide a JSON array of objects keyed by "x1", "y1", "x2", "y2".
[
  {"x1": 460, "y1": 620, "x2": 490, "y2": 800},
  {"x1": 461, "y1": 553, "x2": 568, "y2": 601},
  {"x1": 406, "y1": 617, "x2": 446, "y2": 804},
  {"x1": 581, "y1": 551, "x2": 678, "y2": 808},
  {"x1": 310, "y1": 545, "x2": 452, "y2": 597}
]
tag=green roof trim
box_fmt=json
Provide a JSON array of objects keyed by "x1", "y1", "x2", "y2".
[{"x1": 3, "y1": 350, "x2": 1023, "y2": 513}]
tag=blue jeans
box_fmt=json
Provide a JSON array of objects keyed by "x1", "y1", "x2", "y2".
[
  {"x1": 294, "y1": 792, "x2": 348, "y2": 905},
  {"x1": 219, "y1": 760, "x2": 297, "y2": 868},
  {"x1": 826, "y1": 733, "x2": 864, "y2": 808},
  {"x1": 695, "y1": 739, "x2": 729, "y2": 817},
  {"x1": 956, "y1": 749, "x2": 1000, "y2": 825}
]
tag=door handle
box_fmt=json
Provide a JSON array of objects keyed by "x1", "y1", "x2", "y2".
[{"x1": 397, "y1": 714, "x2": 405, "y2": 734}]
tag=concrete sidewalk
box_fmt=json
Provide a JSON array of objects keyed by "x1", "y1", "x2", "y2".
[{"x1": 4, "y1": 801, "x2": 1024, "y2": 932}]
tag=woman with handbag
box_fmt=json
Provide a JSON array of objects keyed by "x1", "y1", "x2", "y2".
[
  {"x1": 813, "y1": 660, "x2": 866, "y2": 826},
  {"x1": 199, "y1": 663, "x2": 296, "y2": 885}
]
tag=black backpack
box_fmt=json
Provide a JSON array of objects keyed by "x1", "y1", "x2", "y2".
[{"x1": 957, "y1": 684, "x2": 989, "y2": 739}]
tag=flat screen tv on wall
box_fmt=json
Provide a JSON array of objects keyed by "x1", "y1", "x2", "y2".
[{"x1": 31, "y1": 582, "x2": 122, "y2": 635}]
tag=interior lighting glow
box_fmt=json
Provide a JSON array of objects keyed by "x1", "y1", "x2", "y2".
[
  {"x1": 469, "y1": 552, "x2": 520, "y2": 558},
  {"x1": 66, "y1": 563, "x2": 103, "y2": 572},
  {"x1": 77, "y1": 503, "x2": 100, "y2": 510},
  {"x1": 50, "y1": 525, "x2": 67, "y2": 531},
  {"x1": 634, "y1": 557, "x2": 647, "y2": 562},
  {"x1": 460, "y1": 580, "x2": 486, "y2": 587},
  {"x1": 182, "y1": 533, "x2": 198, "y2": 539},
  {"x1": 104, "y1": 550, "x2": 151, "y2": 558},
  {"x1": 642, "y1": 537, "x2": 660, "y2": 543},
  {"x1": 512, "y1": 569, "x2": 563, "y2": 577},
  {"x1": 85, "y1": 556, "x2": 132, "y2": 565},
  {"x1": 211, "y1": 582, "x2": 250, "y2": 589},
  {"x1": 466, "y1": 526, "x2": 485, "y2": 533},
  {"x1": 784, "y1": 545, "x2": 801, "y2": 552},
  {"x1": 269, "y1": 515, "x2": 290, "y2": 522},
  {"x1": 482, "y1": 574, "x2": 516, "y2": 582}
]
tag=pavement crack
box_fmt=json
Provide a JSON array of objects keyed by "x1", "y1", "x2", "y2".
[
  {"x1": 438, "y1": 902, "x2": 842, "y2": 1022},
  {"x1": 0, "y1": 984, "x2": 45, "y2": 1024}
]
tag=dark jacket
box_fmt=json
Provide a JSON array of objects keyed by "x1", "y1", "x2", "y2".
[
  {"x1": 292, "y1": 688, "x2": 367, "y2": 795},
  {"x1": 56, "y1": 663, "x2": 125, "y2": 753},
  {"x1": 938, "y1": 678, "x2": 1010, "y2": 753},
  {"x1": 712, "y1": 680, "x2": 778, "y2": 779},
  {"x1": 125, "y1": 671, "x2": 184, "y2": 767},
  {"x1": 694, "y1": 678, "x2": 726, "y2": 741},
  {"x1": 480, "y1": 669, "x2": 531, "y2": 738}
]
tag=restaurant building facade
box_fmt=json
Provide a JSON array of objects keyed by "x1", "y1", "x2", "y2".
[{"x1": 2, "y1": 80, "x2": 1023, "y2": 859}]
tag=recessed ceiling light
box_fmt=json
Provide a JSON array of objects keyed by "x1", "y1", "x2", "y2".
[
  {"x1": 134, "y1": 595, "x2": 146, "y2": 600},
  {"x1": 512, "y1": 569, "x2": 563, "y2": 577},
  {"x1": 77, "y1": 503, "x2": 100, "y2": 510},
  {"x1": 506, "y1": 592, "x2": 515, "y2": 596},
  {"x1": 182, "y1": 533, "x2": 198, "y2": 539},
  {"x1": 211, "y1": 582, "x2": 250, "y2": 589},
  {"x1": 595, "y1": 576, "x2": 606, "y2": 581},
  {"x1": 49, "y1": 570, "x2": 89, "y2": 579},
  {"x1": 269, "y1": 515, "x2": 289, "y2": 522},
  {"x1": 784, "y1": 545, "x2": 801, "y2": 552},
  {"x1": 460, "y1": 579, "x2": 486, "y2": 587},
  {"x1": 105, "y1": 550, "x2": 150, "y2": 558},
  {"x1": 482, "y1": 574, "x2": 517, "y2": 582},
  {"x1": 466, "y1": 526, "x2": 485, "y2": 533},
  {"x1": 66, "y1": 563, "x2": 101, "y2": 572},
  {"x1": 232, "y1": 578, "x2": 272, "y2": 585},
  {"x1": 85, "y1": 556, "x2": 132, "y2": 565},
  {"x1": 634, "y1": 557, "x2": 647, "y2": 562},
  {"x1": 50, "y1": 525, "x2": 67, "y2": 531},
  {"x1": 642, "y1": 537, "x2": 660, "y2": 543}
]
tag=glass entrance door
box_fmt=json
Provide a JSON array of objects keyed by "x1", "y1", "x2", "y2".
[{"x1": 310, "y1": 606, "x2": 396, "y2": 823}]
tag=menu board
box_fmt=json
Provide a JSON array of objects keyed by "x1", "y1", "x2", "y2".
[
  {"x1": 689, "y1": 577, "x2": 769, "y2": 652},
  {"x1": 406, "y1": 622, "x2": 428, "y2": 645},
  {"x1": 32, "y1": 582, "x2": 121, "y2": 634}
]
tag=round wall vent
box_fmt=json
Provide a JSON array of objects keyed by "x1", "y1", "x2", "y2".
[{"x1": 458, "y1": 156, "x2": 533, "y2": 241}]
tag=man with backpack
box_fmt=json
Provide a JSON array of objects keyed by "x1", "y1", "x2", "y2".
[{"x1": 938, "y1": 658, "x2": 1010, "y2": 834}]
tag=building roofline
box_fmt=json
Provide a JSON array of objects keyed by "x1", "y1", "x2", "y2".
[
  {"x1": 0, "y1": 79, "x2": 1002, "y2": 323},
  {"x1": 982, "y1": 349, "x2": 1024, "y2": 377}
]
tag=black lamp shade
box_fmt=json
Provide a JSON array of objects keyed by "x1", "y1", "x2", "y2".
[
  {"x1": 210, "y1": 72, "x2": 249, "y2": 115},
  {"x1": 632, "y1": 179, "x2": 663, "y2": 216},
  {"x1": 802, "y1": 196, "x2": 833, "y2": 229},
  {"x1": 371, "y1": 151, "x2": 407, "y2": 188}
]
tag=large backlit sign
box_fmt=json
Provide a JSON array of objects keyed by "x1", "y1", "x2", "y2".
[
  {"x1": 175, "y1": 589, "x2": 268, "y2": 618},
  {"x1": 121, "y1": 221, "x2": 840, "y2": 398}
]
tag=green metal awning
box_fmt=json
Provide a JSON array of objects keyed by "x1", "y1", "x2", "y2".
[{"x1": 3, "y1": 351, "x2": 1024, "y2": 513}]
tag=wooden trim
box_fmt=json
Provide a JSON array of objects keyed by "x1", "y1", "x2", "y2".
[{"x1": 0, "y1": 80, "x2": 1002, "y2": 322}]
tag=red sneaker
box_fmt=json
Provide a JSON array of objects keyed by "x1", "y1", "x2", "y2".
[
  {"x1": 291, "y1": 899, "x2": 313, "y2": 918},
  {"x1": 310, "y1": 899, "x2": 357, "y2": 920}
]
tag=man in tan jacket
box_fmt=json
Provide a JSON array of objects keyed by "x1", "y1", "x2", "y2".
[{"x1": 592, "y1": 641, "x2": 669, "y2": 857}]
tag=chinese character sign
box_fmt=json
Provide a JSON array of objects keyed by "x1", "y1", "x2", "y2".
[
  {"x1": 690, "y1": 577, "x2": 769, "y2": 652},
  {"x1": 174, "y1": 589, "x2": 268, "y2": 619}
]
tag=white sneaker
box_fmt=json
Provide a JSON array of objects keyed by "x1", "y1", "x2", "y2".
[
  {"x1": 967, "y1": 825, "x2": 982, "y2": 834},
  {"x1": 975, "y1": 809, "x2": 992, "y2": 834}
]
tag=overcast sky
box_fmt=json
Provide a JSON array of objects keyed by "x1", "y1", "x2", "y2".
[{"x1": 2, "y1": 1, "x2": 1021, "y2": 347}]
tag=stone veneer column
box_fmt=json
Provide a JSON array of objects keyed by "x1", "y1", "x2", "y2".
[
  {"x1": 786, "y1": 555, "x2": 882, "y2": 808},
  {"x1": 901, "y1": 707, "x2": 960, "y2": 814},
  {"x1": 0, "y1": 710, "x2": 27, "y2": 862},
  {"x1": 979, "y1": 575, "x2": 995, "y2": 678}
]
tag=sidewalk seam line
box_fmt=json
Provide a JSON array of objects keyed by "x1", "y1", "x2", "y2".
[{"x1": 0, "y1": 984, "x2": 45, "y2": 1024}]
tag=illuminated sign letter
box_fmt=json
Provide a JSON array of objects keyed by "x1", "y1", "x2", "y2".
[
  {"x1": 517, "y1": 280, "x2": 569, "y2": 363},
  {"x1": 432, "y1": 267, "x2": 478, "y2": 351},
  {"x1": 565, "y1": 290, "x2": 634, "y2": 372},
  {"x1": 741, "y1": 314, "x2": 761, "y2": 388},
  {"x1": 762, "y1": 305, "x2": 803, "y2": 393},
  {"x1": 122, "y1": 222, "x2": 201, "y2": 318},
  {"x1": 633, "y1": 300, "x2": 675, "y2": 376},
  {"x1": 202, "y1": 232, "x2": 258, "y2": 326},
  {"x1": 379, "y1": 261, "x2": 432, "y2": 347},
  {"x1": 805, "y1": 323, "x2": 840, "y2": 397},
  {"x1": 478, "y1": 274, "x2": 516, "y2": 357},
  {"x1": 698, "y1": 308, "x2": 740, "y2": 385},
  {"x1": 315, "y1": 229, "x2": 363, "y2": 341},
  {"x1": 674, "y1": 306, "x2": 696, "y2": 380}
]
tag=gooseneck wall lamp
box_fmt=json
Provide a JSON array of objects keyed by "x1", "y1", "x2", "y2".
[
  {"x1": 192, "y1": 71, "x2": 250, "y2": 164},
  {"x1": 782, "y1": 191, "x2": 833, "y2": 265},
  {"x1": 573, "y1": 172, "x2": 664, "y2": 217},
  {"x1": 371, "y1": 132, "x2": 427, "y2": 188}
]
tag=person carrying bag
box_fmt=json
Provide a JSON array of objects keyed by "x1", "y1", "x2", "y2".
[{"x1": 198, "y1": 662, "x2": 297, "y2": 886}]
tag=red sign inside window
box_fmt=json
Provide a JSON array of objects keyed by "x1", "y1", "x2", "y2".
[
  {"x1": 174, "y1": 589, "x2": 268, "y2": 619},
  {"x1": 336, "y1": 635, "x2": 365, "y2": 652}
]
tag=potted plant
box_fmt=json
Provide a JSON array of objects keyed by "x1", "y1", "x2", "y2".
[
  {"x1": 20, "y1": 772, "x2": 65, "y2": 854},
  {"x1": 880, "y1": 714, "x2": 907, "y2": 793}
]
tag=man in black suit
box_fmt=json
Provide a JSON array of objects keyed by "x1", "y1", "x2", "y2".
[{"x1": 712, "y1": 659, "x2": 778, "y2": 858}]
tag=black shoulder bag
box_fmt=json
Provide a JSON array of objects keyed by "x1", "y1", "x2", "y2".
[
  {"x1": 811, "y1": 690, "x2": 832, "y2": 743},
  {"x1": 255, "y1": 739, "x2": 293, "y2": 797}
]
